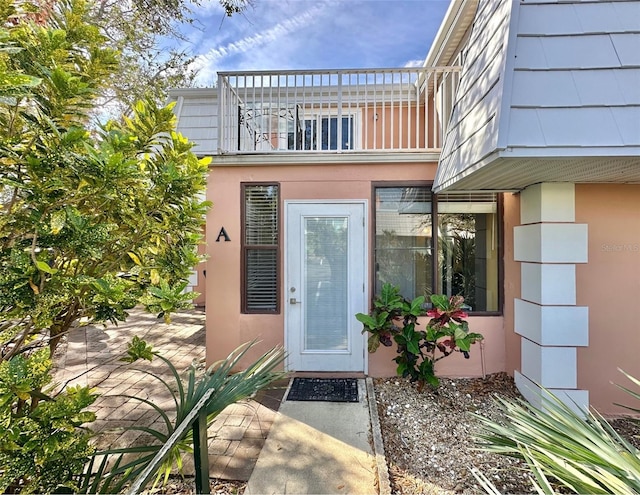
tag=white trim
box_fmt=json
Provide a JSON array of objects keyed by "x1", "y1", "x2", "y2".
[
  {"x1": 521, "y1": 338, "x2": 577, "y2": 389},
  {"x1": 423, "y1": 0, "x2": 478, "y2": 67},
  {"x1": 209, "y1": 151, "x2": 441, "y2": 166},
  {"x1": 520, "y1": 183, "x2": 575, "y2": 224},
  {"x1": 514, "y1": 223, "x2": 588, "y2": 263},
  {"x1": 515, "y1": 182, "x2": 590, "y2": 411},
  {"x1": 173, "y1": 95, "x2": 185, "y2": 128},
  {"x1": 515, "y1": 299, "x2": 588, "y2": 347},
  {"x1": 515, "y1": 371, "x2": 589, "y2": 416},
  {"x1": 169, "y1": 88, "x2": 218, "y2": 98},
  {"x1": 521, "y1": 263, "x2": 576, "y2": 305}
]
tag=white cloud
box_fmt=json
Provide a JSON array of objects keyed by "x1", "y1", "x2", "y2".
[
  {"x1": 184, "y1": 0, "x2": 450, "y2": 86},
  {"x1": 404, "y1": 59, "x2": 426, "y2": 68},
  {"x1": 190, "y1": 1, "x2": 328, "y2": 84}
]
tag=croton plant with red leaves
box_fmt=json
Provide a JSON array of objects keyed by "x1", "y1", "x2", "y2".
[{"x1": 356, "y1": 284, "x2": 483, "y2": 389}]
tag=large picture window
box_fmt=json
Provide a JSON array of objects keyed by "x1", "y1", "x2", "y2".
[
  {"x1": 242, "y1": 184, "x2": 279, "y2": 313},
  {"x1": 374, "y1": 186, "x2": 499, "y2": 313}
]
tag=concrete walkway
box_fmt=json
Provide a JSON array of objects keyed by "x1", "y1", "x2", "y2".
[
  {"x1": 53, "y1": 308, "x2": 387, "y2": 493},
  {"x1": 246, "y1": 380, "x2": 378, "y2": 494}
]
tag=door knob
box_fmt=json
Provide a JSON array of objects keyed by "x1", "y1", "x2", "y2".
[{"x1": 289, "y1": 298, "x2": 301, "y2": 304}]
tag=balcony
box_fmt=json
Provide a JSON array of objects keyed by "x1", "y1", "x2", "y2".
[{"x1": 217, "y1": 67, "x2": 460, "y2": 155}]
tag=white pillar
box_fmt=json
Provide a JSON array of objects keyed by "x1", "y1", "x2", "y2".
[{"x1": 513, "y1": 183, "x2": 589, "y2": 414}]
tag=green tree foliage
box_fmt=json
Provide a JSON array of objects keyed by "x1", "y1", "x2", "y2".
[
  {"x1": 0, "y1": 349, "x2": 98, "y2": 493},
  {"x1": 3, "y1": 0, "x2": 252, "y2": 118},
  {"x1": 0, "y1": 0, "x2": 210, "y2": 361},
  {"x1": 85, "y1": 0, "x2": 252, "y2": 116}
]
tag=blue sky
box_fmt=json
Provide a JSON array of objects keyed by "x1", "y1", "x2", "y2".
[{"x1": 181, "y1": 0, "x2": 451, "y2": 86}]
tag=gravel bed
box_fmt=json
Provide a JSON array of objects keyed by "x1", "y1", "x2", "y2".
[
  {"x1": 374, "y1": 373, "x2": 540, "y2": 494},
  {"x1": 374, "y1": 373, "x2": 640, "y2": 495},
  {"x1": 140, "y1": 478, "x2": 245, "y2": 494}
]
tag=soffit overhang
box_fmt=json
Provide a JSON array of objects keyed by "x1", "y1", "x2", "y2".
[{"x1": 433, "y1": 152, "x2": 640, "y2": 193}]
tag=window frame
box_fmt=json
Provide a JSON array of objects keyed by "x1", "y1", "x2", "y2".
[
  {"x1": 241, "y1": 182, "x2": 281, "y2": 314},
  {"x1": 372, "y1": 181, "x2": 503, "y2": 316}
]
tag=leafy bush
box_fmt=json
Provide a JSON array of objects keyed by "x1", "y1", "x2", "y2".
[
  {"x1": 0, "y1": 350, "x2": 97, "y2": 494},
  {"x1": 473, "y1": 371, "x2": 640, "y2": 494},
  {"x1": 0, "y1": 0, "x2": 210, "y2": 363},
  {"x1": 356, "y1": 283, "x2": 483, "y2": 389}
]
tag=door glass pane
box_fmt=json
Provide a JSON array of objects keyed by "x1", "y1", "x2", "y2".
[
  {"x1": 304, "y1": 119, "x2": 317, "y2": 150},
  {"x1": 304, "y1": 217, "x2": 348, "y2": 351}
]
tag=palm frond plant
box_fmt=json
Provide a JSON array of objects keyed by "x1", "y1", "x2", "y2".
[
  {"x1": 615, "y1": 369, "x2": 640, "y2": 417},
  {"x1": 78, "y1": 337, "x2": 286, "y2": 493},
  {"x1": 473, "y1": 372, "x2": 640, "y2": 495}
]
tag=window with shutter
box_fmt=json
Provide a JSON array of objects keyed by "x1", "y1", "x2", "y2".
[{"x1": 242, "y1": 184, "x2": 280, "y2": 313}]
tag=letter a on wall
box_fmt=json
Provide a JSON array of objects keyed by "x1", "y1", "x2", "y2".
[{"x1": 216, "y1": 227, "x2": 231, "y2": 242}]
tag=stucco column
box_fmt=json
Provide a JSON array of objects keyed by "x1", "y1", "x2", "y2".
[{"x1": 513, "y1": 183, "x2": 589, "y2": 413}]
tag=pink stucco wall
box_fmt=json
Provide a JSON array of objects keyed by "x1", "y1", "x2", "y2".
[
  {"x1": 575, "y1": 184, "x2": 640, "y2": 415},
  {"x1": 367, "y1": 316, "x2": 505, "y2": 378},
  {"x1": 204, "y1": 161, "x2": 509, "y2": 376}
]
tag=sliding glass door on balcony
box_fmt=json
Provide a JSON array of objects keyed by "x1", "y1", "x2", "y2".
[{"x1": 303, "y1": 115, "x2": 356, "y2": 151}]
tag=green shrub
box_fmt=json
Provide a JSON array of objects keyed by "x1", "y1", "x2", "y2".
[
  {"x1": 473, "y1": 372, "x2": 640, "y2": 494},
  {"x1": 0, "y1": 350, "x2": 97, "y2": 494},
  {"x1": 356, "y1": 283, "x2": 483, "y2": 389}
]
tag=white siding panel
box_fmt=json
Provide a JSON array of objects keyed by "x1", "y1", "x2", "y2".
[
  {"x1": 507, "y1": 108, "x2": 545, "y2": 146},
  {"x1": 455, "y1": 0, "x2": 509, "y2": 99},
  {"x1": 465, "y1": 0, "x2": 505, "y2": 54},
  {"x1": 439, "y1": 116, "x2": 498, "y2": 181},
  {"x1": 510, "y1": 69, "x2": 640, "y2": 108},
  {"x1": 610, "y1": 34, "x2": 640, "y2": 67},
  {"x1": 511, "y1": 71, "x2": 580, "y2": 107},
  {"x1": 571, "y1": 69, "x2": 638, "y2": 106},
  {"x1": 577, "y1": 2, "x2": 640, "y2": 34},
  {"x1": 513, "y1": 37, "x2": 548, "y2": 69},
  {"x1": 438, "y1": 0, "x2": 508, "y2": 171},
  {"x1": 182, "y1": 127, "x2": 216, "y2": 141},
  {"x1": 515, "y1": 35, "x2": 620, "y2": 69},
  {"x1": 448, "y1": 45, "x2": 504, "y2": 129},
  {"x1": 536, "y1": 108, "x2": 623, "y2": 147},
  {"x1": 455, "y1": 85, "x2": 502, "y2": 149},
  {"x1": 518, "y1": 2, "x2": 639, "y2": 36},
  {"x1": 615, "y1": 69, "x2": 640, "y2": 105},
  {"x1": 190, "y1": 140, "x2": 216, "y2": 156},
  {"x1": 442, "y1": 82, "x2": 502, "y2": 162},
  {"x1": 518, "y1": 4, "x2": 583, "y2": 36},
  {"x1": 177, "y1": 115, "x2": 218, "y2": 129},
  {"x1": 612, "y1": 107, "x2": 640, "y2": 146},
  {"x1": 541, "y1": 36, "x2": 620, "y2": 69},
  {"x1": 180, "y1": 103, "x2": 218, "y2": 117},
  {"x1": 175, "y1": 95, "x2": 219, "y2": 154}
]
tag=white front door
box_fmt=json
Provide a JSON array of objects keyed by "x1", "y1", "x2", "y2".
[{"x1": 285, "y1": 201, "x2": 366, "y2": 372}]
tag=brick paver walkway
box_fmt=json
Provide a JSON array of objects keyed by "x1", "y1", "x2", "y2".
[{"x1": 53, "y1": 307, "x2": 285, "y2": 482}]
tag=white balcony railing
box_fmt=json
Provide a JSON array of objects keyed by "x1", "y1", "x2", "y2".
[{"x1": 217, "y1": 67, "x2": 460, "y2": 154}]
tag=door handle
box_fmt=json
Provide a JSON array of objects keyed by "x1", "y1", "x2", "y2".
[{"x1": 289, "y1": 298, "x2": 302, "y2": 305}]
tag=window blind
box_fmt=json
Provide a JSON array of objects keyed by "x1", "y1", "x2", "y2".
[{"x1": 243, "y1": 184, "x2": 279, "y2": 313}]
